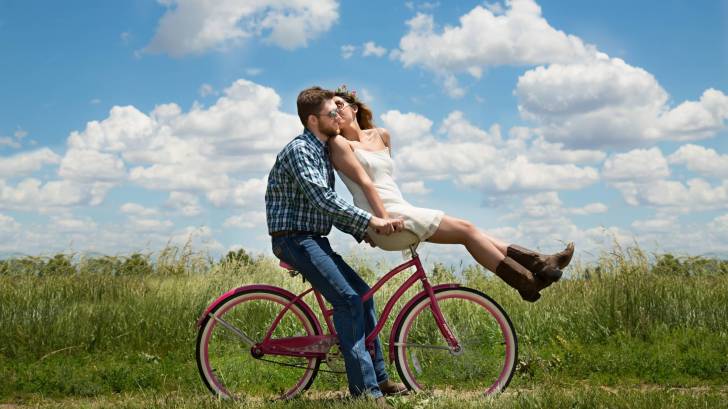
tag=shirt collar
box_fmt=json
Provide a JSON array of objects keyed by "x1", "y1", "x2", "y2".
[{"x1": 303, "y1": 128, "x2": 327, "y2": 150}]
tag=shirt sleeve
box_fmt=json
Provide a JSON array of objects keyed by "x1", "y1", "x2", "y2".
[{"x1": 283, "y1": 143, "x2": 371, "y2": 239}]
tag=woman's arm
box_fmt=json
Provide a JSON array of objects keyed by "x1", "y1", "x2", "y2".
[{"x1": 329, "y1": 135, "x2": 389, "y2": 219}]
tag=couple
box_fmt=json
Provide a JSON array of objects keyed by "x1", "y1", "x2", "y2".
[{"x1": 265, "y1": 86, "x2": 574, "y2": 404}]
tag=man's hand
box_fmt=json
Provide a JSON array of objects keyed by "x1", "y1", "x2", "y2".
[{"x1": 369, "y1": 216, "x2": 405, "y2": 236}]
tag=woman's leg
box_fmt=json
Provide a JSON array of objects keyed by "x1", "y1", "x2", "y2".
[
  {"x1": 426, "y1": 215, "x2": 544, "y2": 301},
  {"x1": 426, "y1": 215, "x2": 506, "y2": 272}
]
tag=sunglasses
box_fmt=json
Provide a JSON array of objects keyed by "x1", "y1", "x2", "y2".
[{"x1": 318, "y1": 107, "x2": 342, "y2": 119}]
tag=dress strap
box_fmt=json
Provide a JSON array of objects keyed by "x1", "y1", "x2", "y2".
[{"x1": 372, "y1": 127, "x2": 390, "y2": 155}]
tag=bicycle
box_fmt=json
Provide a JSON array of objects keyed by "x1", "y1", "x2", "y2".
[{"x1": 195, "y1": 237, "x2": 518, "y2": 400}]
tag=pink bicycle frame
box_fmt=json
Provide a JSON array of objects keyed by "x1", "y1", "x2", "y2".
[{"x1": 257, "y1": 250, "x2": 463, "y2": 361}]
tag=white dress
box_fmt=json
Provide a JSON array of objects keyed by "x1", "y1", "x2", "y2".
[{"x1": 338, "y1": 147, "x2": 444, "y2": 251}]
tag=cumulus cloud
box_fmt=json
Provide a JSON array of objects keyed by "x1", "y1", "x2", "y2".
[
  {"x1": 602, "y1": 147, "x2": 670, "y2": 182},
  {"x1": 396, "y1": 1, "x2": 597, "y2": 74},
  {"x1": 362, "y1": 41, "x2": 386, "y2": 57},
  {"x1": 0, "y1": 178, "x2": 103, "y2": 212},
  {"x1": 668, "y1": 143, "x2": 728, "y2": 179},
  {"x1": 393, "y1": 1, "x2": 728, "y2": 147},
  {"x1": 224, "y1": 210, "x2": 266, "y2": 229},
  {"x1": 614, "y1": 179, "x2": 728, "y2": 211},
  {"x1": 380, "y1": 109, "x2": 599, "y2": 194},
  {"x1": 0, "y1": 148, "x2": 61, "y2": 178},
  {"x1": 144, "y1": 0, "x2": 339, "y2": 56},
  {"x1": 120, "y1": 203, "x2": 160, "y2": 217},
  {"x1": 517, "y1": 60, "x2": 728, "y2": 147},
  {"x1": 341, "y1": 44, "x2": 356, "y2": 59},
  {"x1": 65, "y1": 79, "x2": 299, "y2": 207},
  {"x1": 165, "y1": 191, "x2": 202, "y2": 216}
]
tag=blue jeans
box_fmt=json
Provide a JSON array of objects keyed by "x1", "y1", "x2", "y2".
[{"x1": 272, "y1": 234, "x2": 387, "y2": 398}]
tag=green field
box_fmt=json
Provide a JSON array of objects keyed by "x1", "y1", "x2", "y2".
[{"x1": 2, "y1": 244, "x2": 727, "y2": 408}]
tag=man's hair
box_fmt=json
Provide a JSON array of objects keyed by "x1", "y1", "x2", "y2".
[{"x1": 297, "y1": 86, "x2": 334, "y2": 127}]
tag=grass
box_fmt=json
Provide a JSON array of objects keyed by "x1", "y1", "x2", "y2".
[{"x1": 1, "y1": 243, "x2": 727, "y2": 407}]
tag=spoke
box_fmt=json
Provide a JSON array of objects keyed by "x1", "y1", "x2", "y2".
[{"x1": 210, "y1": 313, "x2": 256, "y2": 347}]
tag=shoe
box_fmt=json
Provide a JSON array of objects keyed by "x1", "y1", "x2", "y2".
[
  {"x1": 494, "y1": 257, "x2": 543, "y2": 302},
  {"x1": 378, "y1": 379, "x2": 408, "y2": 396},
  {"x1": 375, "y1": 396, "x2": 395, "y2": 408},
  {"x1": 506, "y1": 242, "x2": 575, "y2": 285}
]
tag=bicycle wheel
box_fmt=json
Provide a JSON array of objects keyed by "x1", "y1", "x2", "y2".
[
  {"x1": 393, "y1": 287, "x2": 517, "y2": 395},
  {"x1": 196, "y1": 288, "x2": 321, "y2": 399}
]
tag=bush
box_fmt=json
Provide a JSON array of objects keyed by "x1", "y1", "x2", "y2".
[{"x1": 40, "y1": 254, "x2": 77, "y2": 276}]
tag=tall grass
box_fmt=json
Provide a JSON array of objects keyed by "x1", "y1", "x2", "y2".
[{"x1": 1, "y1": 242, "x2": 727, "y2": 400}]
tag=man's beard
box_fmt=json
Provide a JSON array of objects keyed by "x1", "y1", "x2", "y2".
[{"x1": 317, "y1": 121, "x2": 340, "y2": 138}]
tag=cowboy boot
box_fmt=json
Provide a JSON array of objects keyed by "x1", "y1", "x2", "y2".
[
  {"x1": 494, "y1": 256, "x2": 545, "y2": 302},
  {"x1": 506, "y1": 242, "x2": 574, "y2": 285},
  {"x1": 378, "y1": 379, "x2": 409, "y2": 396}
]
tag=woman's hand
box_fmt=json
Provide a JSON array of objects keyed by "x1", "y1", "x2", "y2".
[{"x1": 369, "y1": 216, "x2": 405, "y2": 235}]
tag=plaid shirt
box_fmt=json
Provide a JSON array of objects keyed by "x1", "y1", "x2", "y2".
[{"x1": 265, "y1": 129, "x2": 371, "y2": 240}]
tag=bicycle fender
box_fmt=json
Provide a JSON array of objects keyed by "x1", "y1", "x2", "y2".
[
  {"x1": 387, "y1": 283, "x2": 461, "y2": 363},
  {"x1": 196, "y1": 284, "x2": 322, "y2": 336}
]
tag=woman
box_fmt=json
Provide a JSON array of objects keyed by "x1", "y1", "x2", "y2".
[{"x1": 329, "y1": 86, "x2": 574, "y2": 302}]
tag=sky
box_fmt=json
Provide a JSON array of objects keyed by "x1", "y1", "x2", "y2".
[{"x1": 0, "y1": 0, "x2": 727, "y2": 267}]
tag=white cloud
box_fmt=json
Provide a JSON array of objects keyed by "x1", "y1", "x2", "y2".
[
  {"x1": 14, "y1": 129, "x2": 28, "y2": 139},
  {"x1": 0, "y1": 137, "x2": 21, "y2": 149},
  {"x1": 0, "y1": 178, "x2": 93, "y2": 212},
  {"x1": 341, "y1": 44, "x2": 356, "y2": 59},
  {"x1": 120, "y1": 203, "x2": 160, "y2": 217},
  {"x1": 165, "y1": 191, "x2": 202, "y2": 216},
  {"x1": 569, "y1": 202, "x2": 608, "y2": 215},
  {"x1": 381, "y1": 109, "x2": 599, "y2": 193},
  {"x1": 199, "y1": 83, "x2": 215, "y2": 97},
  {"x1": 0, "y1": 148, "x2": 61, "y2": 178},
  {"x1": 362, "y1": 41, "x2": 386, "y2": 57},
  {"x1": 400, "y1": 181, "x2": 431, "y2": 195},
  {"x1": 631, "y1": 216, "x2": 677, "y2": 232},
  {"x1": 602, "y1": 147, "x2": 669, "y2": 182},
  {"x1": 516, "y1": 60, "x2": 728, "y2": 147},
  {"x1": 52, "y1": 216, "x2": 98, "y2": 233},
  {"x1": 245, "y1": 67, "x2": 263, "y2": 76},
  {"x1": 656, "y1": 88, "x2": 728, "y2": 140},
  {"x1": 129, "y1": 217, "x2": 174, "y2": 233},
  {"x1": 224, "y1": 210, "x2": 266, "y2": 228},
  {"x1": 668, "y1": 143, "x2": 728, "y2": 179},
  {"x1": 144, "y1": 0, "x2": 339, "y2": 56},
  {"x1": 58, "y1": 149, "x2": 126, "y2": 182},
  {"x1": 397, "y1": 2, "x2": 596, "y2": 73},
  {"x1": 67, "y1": 79, "x2": 299, "y2": 205},
  {"x1": 614, "y1": 179, "x2": 728, "y2": 211},
  {"x1": 379, "y1": 110, "x2": 433, "y2": 147}
]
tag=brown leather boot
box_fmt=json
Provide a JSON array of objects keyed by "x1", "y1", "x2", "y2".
[
  {"x1": 378, "y1": 379, "x2": 408, "y2": 396},
  {"x1": 506, "y1": 242, "x2": 574, "y2": 285},
  {"x1": 494, "y1": 257, "x2": 544, "y2": 302}
]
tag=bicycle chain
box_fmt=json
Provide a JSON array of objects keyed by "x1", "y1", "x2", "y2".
[{"x1": 254, "y1": 357, "x2": 347, "y2": 374}]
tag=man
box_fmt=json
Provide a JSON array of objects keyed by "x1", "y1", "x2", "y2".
[{"x1": 265, "y1": 86, "x2": 407, "y2": 405}]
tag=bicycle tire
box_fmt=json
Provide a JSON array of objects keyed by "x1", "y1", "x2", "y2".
[
  {"x1": 196, "y1": 287, "x2": 322, "y2": 399},
  {"x1": 392, "y1": 286, "x2": 517, "y2": 395}
]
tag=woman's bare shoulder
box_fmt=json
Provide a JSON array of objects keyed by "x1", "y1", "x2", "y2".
[
  {"x1": 375, "y1": 127, "x2": 391, "y2": 147},
  {"x1": 329, "y1": 135, "x2": 355, "y2": 152}
]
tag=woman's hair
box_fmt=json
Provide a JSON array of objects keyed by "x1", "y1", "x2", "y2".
[
  {"x1": 334, "y1": 89, "x2": 375, "y2": 130},
  {"x1": 297, "y1": 86, "x2": 334, "y2": 127}
]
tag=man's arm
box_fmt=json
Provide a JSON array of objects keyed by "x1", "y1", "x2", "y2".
[{"x1": 284, "y1": 143, "x2": 371, "y2": 239}]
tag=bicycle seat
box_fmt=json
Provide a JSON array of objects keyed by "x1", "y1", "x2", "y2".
[{"x1": 367, "y1": 228, "x2": 420, "y2": 251}]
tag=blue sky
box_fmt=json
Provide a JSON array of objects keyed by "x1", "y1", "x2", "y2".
[{"x1": 1, "y1": 0, "x2": 726, "y2": 265}]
